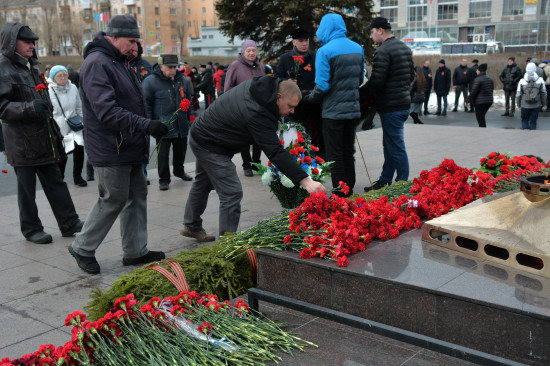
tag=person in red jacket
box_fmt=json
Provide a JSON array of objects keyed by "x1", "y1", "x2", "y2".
[{"x1": 212, "y1": 64, "x2": 225, "y2": 96}]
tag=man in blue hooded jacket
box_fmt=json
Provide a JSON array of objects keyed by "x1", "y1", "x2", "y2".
[{"x1": 303, "y1": 13, "x2": 364, "y2": 197}]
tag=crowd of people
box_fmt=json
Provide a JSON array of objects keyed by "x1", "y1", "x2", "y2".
[{"x1": 0, "y1": 14, "x2": 548, "y2": 274}]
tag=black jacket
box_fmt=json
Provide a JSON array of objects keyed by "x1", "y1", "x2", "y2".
[
  {"x1": 453, "y1": 65, "x2": 471, "y2": 86},
  {"x1": 499, "y1": 63, "x2": 522, "y2": 91},
  {"x1": 468, "y1": 64, "x2": 479, "y2": 92},
  {"x1": 79, "y1": 32, "x2": 151, "y2": 166},
  {"x1": 191, "y1": 76, "x2": 308, "y2": 185},
  {"x1": 276, "y1": 48, "x2": 316, "y2": 91},
  {"x1": 361, "y1": 37, "x2": 414, "y2": 114},
  {"x1": 469, "y1": 73, "x2": 494, "y2": 105},
  {"x1": 0, "y1": 121, "x2": 5, "y2": 151},
  {"x1": 434, "y1": 66, "x2": 452, "y2": 96},
  {"x1": 142, "y1": 64, "x2": 194, "y2": 139},
  {"x1": 197, "y1": 68, "x2": 215, "y2": 95},
  {"x1": 422, "y1": 65, "x2": 432, "y2": 90},
  {"x1": 0, "y1": 22, "x2": 65, "y2": 167}
]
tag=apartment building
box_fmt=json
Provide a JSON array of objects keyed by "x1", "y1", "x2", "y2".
[{"x1": 376, "y1": 0, "x2": 549, "y2": 52}]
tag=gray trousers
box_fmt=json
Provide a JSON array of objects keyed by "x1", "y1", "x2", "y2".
[
  {"x1": 71, "y1": 164, "x2": 148, "y2": 259},
  {"x1": 184, "y1": 135, "x2": 243, "y2": 236}
]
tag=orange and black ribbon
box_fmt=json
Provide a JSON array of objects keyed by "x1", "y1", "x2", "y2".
[
  {"x1": 151, "y1": 261, "x2": 189, "y2": 292},
  {"x1": 246, "y1": 248, "x2": 257, "y2": 280}
]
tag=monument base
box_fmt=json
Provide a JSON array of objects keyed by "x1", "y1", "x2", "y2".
[{"x1": 255, "y1": 228, "x2": 550, "y2": 365}]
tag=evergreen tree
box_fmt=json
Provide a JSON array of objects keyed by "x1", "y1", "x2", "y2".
[{"x1": 215, "y1": 0, "x2": 376, "y2": 61}]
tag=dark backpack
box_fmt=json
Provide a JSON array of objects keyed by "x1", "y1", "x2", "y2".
[{"x1": 523, "y1": 80, "x2": 541, "y2": 104}]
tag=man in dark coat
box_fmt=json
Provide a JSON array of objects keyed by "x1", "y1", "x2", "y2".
[
  {"x1": 69, "y1": 15, "x2": 168, "y2": 274},
  {"x1": 303, "y1": 14, "x2": 363, "y2": 196},
  {"x1": 422, "y1": 59, "x2": 432, "y2": 115},
  {"x1": 360, "y1": 17, "x2": 413, "y2": 192},
  {"x1": 276, "y1": 28, "x2": 324, "y2": 157},
  {"x1": 143, "y1": 54, "x2": 194, "y2": 191},
  {"x1": 452, "y1": 58, "x2": 471, "y2": 112},
  {"x1": 499, "y1": 56, "x2": 522, "y2": 117},
  {"x1": 434, "y1": 59, "x2": 451, "y2": 116},
  {"x1": 468, "y1": 63, "x2": 494, "y2": 128},
  {"x1": 467, "y1": 59, "x2": 479, "y2": 113},
  {"x1": 197, "y1": 64, "x2": 216, "y2": 108},
  {"x1": 183, "y1": 77, "x2": 325, "y2": 240},
  {"x1": 0, "y1": 22, "x2": 83, "y2": 244}
]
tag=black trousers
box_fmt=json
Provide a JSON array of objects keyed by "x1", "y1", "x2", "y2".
[
  {"x1": 475, "y1": 103, "x2": 492, "y2": 128},
  {"x1": 203, "y1": 93, "x2": 216, "y2": 109},
  {"x1": 241, "y1": 143, "x2": 261, "y2": 169},
  {"x1": 157, "y1": 136, "x2": 187, "y2": 184},
  {"x1": 504, "y1": 89, "x2": 516, "y2": 113},
  {"x1": 323, "y1": 118, "x2": 357, "y2": 195},
  {"x1": 423, "y1": 89, "x2": 431, "y2": 112},
  {"x1": 59, "y1": 143, "x2": 84, "y2": 181},
  {"x1": 14, "y1": 163, "x2": 80, "y2": 237}
]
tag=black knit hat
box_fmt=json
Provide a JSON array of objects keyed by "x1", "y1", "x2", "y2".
[
  {"x1": 291, "y1": 28, "x2": 310, "y2": 39},
  {"x1": 472, "y1": 59, "x2": 479, "y2": 63},
  {"x1": 478, "y1": 63, "x2": 487, "y2": 72},
  {"x1": 105, "y1": 15, "x2": 140, "y2": 38},
  {"x1": 508, "y1": 56, "x2": 515, "y2": 62},
  {"x1": 17, "y1": 26, "x2": 39, "y2": 41},
  {"x1": 366, "y1": 17, "x2": 391, "y2": 31},
  {"x1": 439, "y1": 59, "x2": 445, "y2": 65}
]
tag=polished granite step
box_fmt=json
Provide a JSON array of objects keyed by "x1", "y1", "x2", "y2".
[{"x1": 255, "y1": 229, "x2": 550, "y2": 365}]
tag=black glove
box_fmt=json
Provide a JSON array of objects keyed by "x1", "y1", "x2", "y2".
[
  {"x1": 146, "y1": 120, "x2": 170, "y2": 139},
  {"x1": 33, "y1": 99, "x2": 50, "y2": 114}
]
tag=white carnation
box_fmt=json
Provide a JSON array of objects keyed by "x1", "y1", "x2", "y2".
[
  {"x1": 260, "y1": 170, "x2": 274, "y2": 185},
  {"x1": 280, "y1": 174, "x2": 295, "y2": 188}
]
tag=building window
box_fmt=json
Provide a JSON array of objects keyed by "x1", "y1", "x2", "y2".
[
  {"x1": 379, "y1": 0, "x2": 398, "y2": 23},
  {"x1": 138, "y1": 20, "x2": 142, "y2": 27},
  {"x1": 120, "y1": 8, "x2": 125, "y2": 14},
  {"x1": 170, "y1": 8, "x2": 177, "y2": 15},
  {"x1": 172, "y1": 34, "x2": 178, "y2": 41},
  {"x1": 495, "y1": 21, "x2": 545, "y2": 46},
  {"x1": 128, "y1": 7, "x2": 134, "y2": 15},
  {"x1": 187, "y1": 21, "x2": 191, "y2": 28},
  {"x1": 502, "y1": 0, "x2": 523, "y2": 16},
  {"x1": 137, "y1": 7, "x2": 141, "y2": 14},
  {"x1": 469, "y1": 0, "x2": 491, "y2": 18},
  {"x1": 202, "y1": 35, "x2": 207, "y2": 39},
  {"x1": 157, "y1": 33, "x2": 161, "y2": 41},
  {"x1": 438, "y1": 0, "x2": 458, "y2": 20},
  {"x1": 155, "y1": 20, "x2": 160, "y2": 28},
  {"x1": 202, "y1": 20, "x2": 206, "y2": 26},
  {"x1": 114, "y1": 8, "x2": 118, "y2": 15},
  {"x1": 209, "y1": 34, "x2": 214, "y2": 39},
  {"x1": 202, "y1": 7, "x2": 206, "y2": 13},
  {"x1": 408, "y1": 0, "x2": 427, "y2": 23},
  {"x1": 171, "y1": 21, "x2": 177, "y2": 28},
  {"x1": 187, "y1": 8, "x2": 190, "y2": 15},
  {"x1": 172, "y1": 47, "x2": 178, "y2": 53},
  {"x1": 209, "y1": 50, "x2": 214, "y2": 55},
  {"x1": 155, "y1": 7, "x2": 159, "y2": 15}
]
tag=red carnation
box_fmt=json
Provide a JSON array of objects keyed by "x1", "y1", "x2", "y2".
[
  {"x1": 289, "y1": 148, "x2": 298, "y2": 156},
  {"x1": 179, "y1": 98, "x2": 191, "y2": 112},
  {"x1": 500, "y1": 165, "x2": 510, "y2": 174},
  {"x1": 315, "y1": 157, "x2": 325, "y2": 163},
  {"x1": 1, "y1": 169, "x2": 7, "y2": 174},
  {"x1": 337, "y1": 256, "x2": 349, "y2": 267},
  {"x1": 292, "y1": 55, "x2": 304, "y2": 64},
  {"x1": 35, "y1": 84, "x2": 47, "y2": 92},
  {"x1": 486, "y1": 159, "x2": 496, "y2": 168},
  {"x1": 488, "y1": 152, "x2": 497, "y2": 158},
  {"x1": 197, "y1": 321, "x2": 213, "y2": 335},
  {"x1": 339, "y1": 181, "x2": 350, "y2": 195},
  {"x1": 310, "y1": 145, "x2": 319, "y2": 152},
  {"x1": 480, "y1": 157, "x2": 486, "y2": 165},
  {"x1": 189, "y1": 115, "x2": 196, "y2": 124},
  {"x1": 304, "y1": 156, "x2": 312, "y2": 164},
  {"x1": 312, "y1": 167, "x2": 319, "y2": 175}
]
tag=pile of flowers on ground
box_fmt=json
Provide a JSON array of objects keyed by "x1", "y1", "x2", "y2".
[
  {"x1": 222, "y1": 156, "x2": 549, "y2": 267},
  {"x1": 253, "y1": 122, "x2": 332, "y2": 209},
  {"x1": 478, "y1": 151, "x2": 545, "y2": 176},
  {"x1": 1, "y1": 292, "x2": 314, "y2": 366}
]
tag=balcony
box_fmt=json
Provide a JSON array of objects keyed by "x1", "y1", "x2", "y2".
[{"x1": 124, "y1": 0, "x2": 137, "y2": 5}]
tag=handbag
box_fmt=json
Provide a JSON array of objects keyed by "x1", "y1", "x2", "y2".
[{"x1": 52, "y1": 88, "x2": 84, "y2": 132}]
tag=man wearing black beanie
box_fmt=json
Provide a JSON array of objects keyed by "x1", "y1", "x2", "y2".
[{"x1": 499, "y1": 56, "x2": 522, "y2": 117}]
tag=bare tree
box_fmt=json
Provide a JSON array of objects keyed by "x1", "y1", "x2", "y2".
[
  {"x1": 0, "y1": 0, "x2": 9, "y2": 31},
  {"x1": 19, "y1": 5, "x2": 27, "y2": 25},
  {"x1": 176, "y1": 0, "x2": 187, "y2": 57},
  {"x1": 38, "y1": 6, "x2": 58, "y2": 55},
  {"x1": 70, "y1": 16, "x2": 84, "y2": 56}
]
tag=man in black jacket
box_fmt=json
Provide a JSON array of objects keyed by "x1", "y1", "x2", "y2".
[
  {"x1": 467, "y1": 59, "x2": 479, "y2": 113},
  {"x1": 452, "y1": 58, "x2": 471, "y2": 112},
  {"x1": 422, "y1": 59, "x2": 432, "y2": 115},
  {"x1": 182, "y1": 77, "x2": 325, "y2": 240},
  {"x1": 361, "y1": 17, "x2": 414, "y2": 192},
  {"x1": 197, "y1": 64, "x2": 215, "y2": 109},
  {"x1": 0, "y1": 22, "x2": 83, "y2": 244},
  {"x1": 499, "y1": 56, "x2": 522, "y2": 117}
]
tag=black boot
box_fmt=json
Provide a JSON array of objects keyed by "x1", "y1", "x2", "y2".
[{"x1": 411, "y1": 112, "x2": 424, "y2": 124}]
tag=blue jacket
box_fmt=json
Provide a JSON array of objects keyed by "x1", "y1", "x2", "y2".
[
  {"x1": 79, "y1": 32, "x2": 151, "y2": 166},
  {"x1": 142, "y1": 64, "x2": 194, "y2": 139},
  {"x1": 304, "y1": 14, "x2": 364, "y2": 120}
]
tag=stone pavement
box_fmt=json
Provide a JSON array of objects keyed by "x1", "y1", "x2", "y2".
[{"x1": 2, "y1": 114, "x2": 550, "y2": 363}]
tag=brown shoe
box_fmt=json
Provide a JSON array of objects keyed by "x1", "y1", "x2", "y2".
[{"x1": 181, "y1": 225, "x2": 215, "y2": 242}]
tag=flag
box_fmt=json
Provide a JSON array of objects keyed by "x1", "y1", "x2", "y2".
[
  {"x1": 94, "y1": 13, "x2": 100, "y2": 22},
  {"x1": 100, "y1": 13, "x2": 109, "y2": 21}
]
